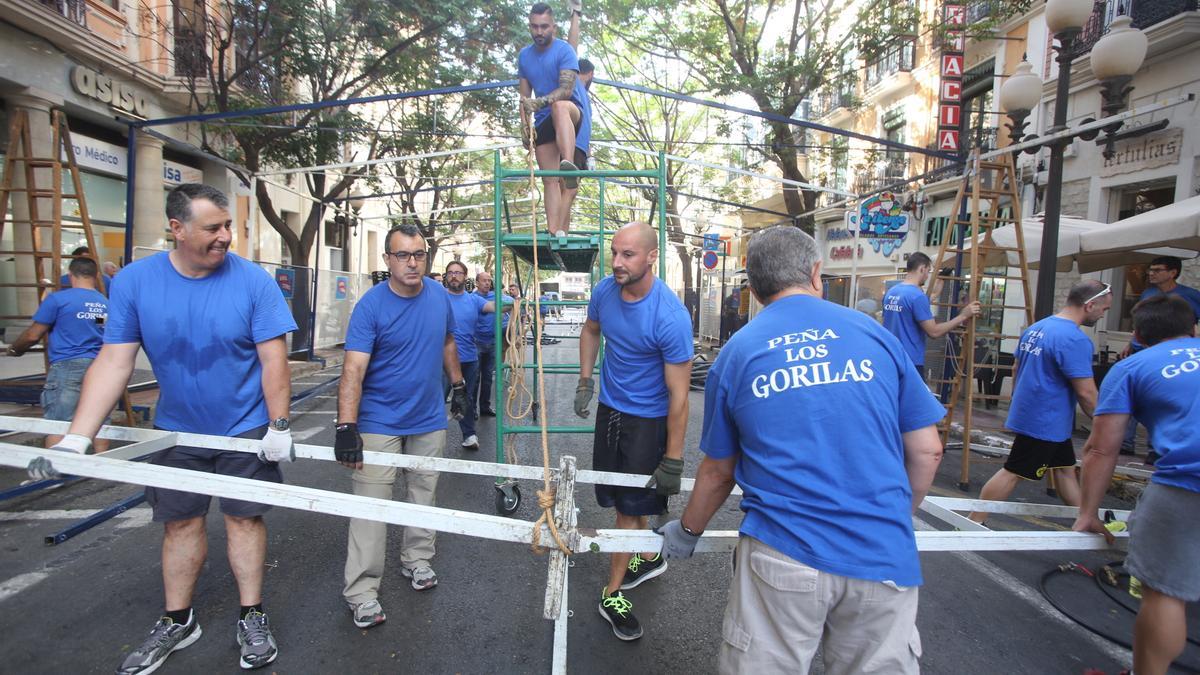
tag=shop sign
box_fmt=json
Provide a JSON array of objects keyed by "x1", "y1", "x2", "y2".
[
  {"x1": 64, "y1": 132, "x2": 200, "y2": 185},
  {"x1": 163, "y1": 161, "x2": 203, "y2": 185},
  {"x1": 829, "y1": 244, "x2": 864, "y2": 260},
  {"x1": 275, "y1": 268, "x2": 295, "y2": 299},
  {"x1": 846, "y1": 192, "x2": 910, "y2": 256},
  {"x1": 937, "y1": 5, "x2": 966, "y2": 154},
  {"x1": 70, "y1": 65, "x2": 150, "y2": 117},
  {"x1": 1099, "y1": 128, "x2": 1183, "y2": 177}
]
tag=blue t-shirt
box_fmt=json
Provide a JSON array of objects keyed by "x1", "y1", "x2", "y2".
[
  {"x1": 586, "y1": 276, "x2": 693, "y2": 417},
  {"x1": 882, "y1": 282, "x2": 934, "y2": 366},
  {"x1": 447, "y1": 290, "x2": 488, "y2": 363},
  {"x1": 1095, "y1": 337, "x2": 1200, "y2": 493},
  {"x1": 1139, "y1": 284, "x2": 1200, "y2": 324},
  {"x1": 701, "y1": 294, "x2": 945, "y2": 587},
  {"x1": 344, "y1": 280, "x2": 454, "y2": 436},
  {"x1": 1005, "y1": 316, "x2": 1095, "y2": 442},
  {"x1": 475, "y1": 291, "x2": 512, "y2": 344},
  {"x1": 104, "y1": 253, "x2": 297, "y2": 436},
  {"x1": 517, "y1": 38, "x2": 591, "y2": 153},
  {"x1": 32, "y1": 288, "x2": 108, "y2": 363},
  {"x1": 60, "y1": 273, "x2": 114, "y2": 294}
]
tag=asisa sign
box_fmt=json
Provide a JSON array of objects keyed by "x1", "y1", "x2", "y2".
[{"x1": 845, "y1": 192, "x2": 910, "y2": 256}]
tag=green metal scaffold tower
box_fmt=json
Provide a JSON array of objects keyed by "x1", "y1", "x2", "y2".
[{"x1": 488, "y1": 150, "x2": 668, "y2": 514}]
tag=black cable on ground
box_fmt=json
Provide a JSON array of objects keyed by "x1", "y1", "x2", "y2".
[
  {"x1": 1039, "y1": 562, "x2": 1200, "y2": 673},
  {"x1": 1093, "y1": 560, "x2": 1200, "y2": 649}
]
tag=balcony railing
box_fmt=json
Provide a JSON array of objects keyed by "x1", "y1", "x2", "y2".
[
  {"x1": 809, "y1": 88, "x2": 855, "y2": 120},
  {"x1": 922, "y1": 145, "x2": 962, "y2": 183},
  {"x1": 174, "y1": 33, "x2": 209, "y2": 77},
  {"x1": 865, "y1": 37, "x2": 916, "y2": 90},
  {"x1": 33, "y1": 0, "x2": 87, "y2": 27},
  {"x1": 1073, "y1": 0, "x2": 1198, "y2": 56},
  {"x1": 966, "y1": 126, "x2": 1000, "y2": 151}
]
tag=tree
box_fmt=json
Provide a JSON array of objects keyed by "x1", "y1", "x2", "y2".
[{"x1": 176, "y1": 0, "x2": 525, "y2": 267}]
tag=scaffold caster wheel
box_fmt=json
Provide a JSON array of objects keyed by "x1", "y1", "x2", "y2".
[
  {"x1": 957, "y1": 481, "x2": 971, "y2": 492},
  {"x1": 495, "y1": 483, "x2": 521, "y2": 515}
]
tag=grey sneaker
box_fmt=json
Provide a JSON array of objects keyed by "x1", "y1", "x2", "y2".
[
  {"x1": 401, "y1": 565, "x2": 438, "y2": 591},
  {"x1": 559, "y1": 159, "x2": 579, "y2": 189},
  {"x1": 349, "y1": 599, "x2": 386, "y2": 629},
  {"x1": 235, "y1": 611, "x2": 278, "y2": 670},
  {"x1": 116, "y1": 614, "x2": 202, "y2": 675}
]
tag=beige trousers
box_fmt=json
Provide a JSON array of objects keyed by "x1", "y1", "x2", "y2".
[
  {"x1": 342, "y1": 430, "x2": 444, "y2": 604},
  {"x1": 718, "y1": 536, "x2": 922, "y2": 675}
]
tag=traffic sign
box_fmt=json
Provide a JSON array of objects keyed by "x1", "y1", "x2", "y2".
[{"x1": 702, "y1": 251, "x2": 719, "y2": 270}]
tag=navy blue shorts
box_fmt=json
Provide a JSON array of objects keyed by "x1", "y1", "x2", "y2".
[
  {"x1": 593, "y1": 403, "x2": 668, "y2": 517},
  {"x1": 145, "y1": 425, "x2": 281, "y2": 522}
]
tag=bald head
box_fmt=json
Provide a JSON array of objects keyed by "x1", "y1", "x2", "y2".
[{"x1": 613, "y1": 222, "x2": 658, "y2": 253}]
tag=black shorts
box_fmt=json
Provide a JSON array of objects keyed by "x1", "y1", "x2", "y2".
[
  {"x1": 145, "y1": 425, "x2": 282, "y2": 522},
  {"x1": 534, "y1": 107, "x2": 587, "y2": 168},
  {"x1": 1003, "y1": 433, "x2": 1077, "y2": 481},
  {"x1": 593, "y1": 402, "x2": 668, "y2": 516}
]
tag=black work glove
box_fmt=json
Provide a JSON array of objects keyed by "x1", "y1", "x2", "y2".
[
  {"x1": 647, "y1": 457, "x2": 684, "y2": 496},
  {"x1": 334, "y1": 422, "x2": 363, "y2": 467},
  {"x1": 449, "y1": 380, "x2": 469, "y2": 420},
  {"x1": 574, "y1": 377, "x2": 595, "y2": 418}
]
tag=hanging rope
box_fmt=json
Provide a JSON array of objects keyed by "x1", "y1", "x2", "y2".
[
  {"x1": 501, "y1": 296, "x2": 533, "y2": 465},
  {"x1": 522, "y1": 110, "x2": 570, "y2": 556}
]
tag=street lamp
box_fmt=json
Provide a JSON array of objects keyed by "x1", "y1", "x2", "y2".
[
  {"x1": 1005, "y1": 0, "x2": 1144, "y2": 319},
  {"x1": 998, "y1": 58, "x2": 1041, "y2": 145}
]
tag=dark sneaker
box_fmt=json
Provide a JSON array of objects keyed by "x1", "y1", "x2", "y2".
[
  {"x1": 598, "y1": 589, "x2": 642, "y2": 641},
  {"x1": 480, "y1": 408, "x2": 497, "y2": 417},
  {"x1": 1145, "y1": 450, "x2": 1160, "y2": 466},
  {"x1": 349, "y1": 599, "x2": 386, "y2": 629},
  {"x1": 116, "y1": 614, "x2": 202, "y2": 675},
  {"x1": 620, "y1": 553, "x2": 668, "y2": 590},
  {"x1": 401, "y1": 565, "x2": 438, "y2": 591},
  {"x1": 559, "y1": 159, "x2": 579, "y2": 189},
  {"x1": 236, "y1": 611, "x2": 278, "y2": 670}
]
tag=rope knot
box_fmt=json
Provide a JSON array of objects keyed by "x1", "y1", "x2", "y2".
[{"x1": 536, "y1": 488, "x2": 557, "y2": 510}]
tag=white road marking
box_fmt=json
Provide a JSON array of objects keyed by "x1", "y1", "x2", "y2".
[
  {"x1": 0, "y1": 571, "x2": 49, "y2": 603},
  {"x1": 0, "y1": 508, "x2": 150, "y2": 523},
  {"x1": 914, "y1": 518, "x2": 1132, "y2": 664},
  {"x1": 293, "y1": 427, "x2": 325, "y2": 441}
]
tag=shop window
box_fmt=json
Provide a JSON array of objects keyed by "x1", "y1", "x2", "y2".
[{"x1": 1108, "y1": 182, "x2": 1176, "y2": 332}]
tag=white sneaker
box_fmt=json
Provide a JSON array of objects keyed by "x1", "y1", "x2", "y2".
[
  {"x1": 462, "y1": 435, "x2": 479, "y2": 450},
  {"x1": 401, "y1": 566, "x2": 438, "y2": 591}
]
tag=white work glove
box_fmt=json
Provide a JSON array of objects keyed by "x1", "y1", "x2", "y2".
[
  {"x1": 259, "y1": 427, "x2": 295, "y2": 463},
  {"x1": 655, "y1": 519, "x2": 702, "y2": 560},
  {"x1": 27, "y1": 433, "x2": 92, "y2": 481}
]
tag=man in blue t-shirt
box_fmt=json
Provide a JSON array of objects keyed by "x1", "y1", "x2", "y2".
[
  {"x1": 1118, "y1": 256, "x2": 1200, "y2": 457},
  {"x1": 576, "y1": 222, "x2": 693, "y2": 641},
  {"x1": 8, "y1": 257, "x2": 110, "y2": 452},
  {"x1": 335, "y1": 223, "x2": 468, "y2": 626},
  {"x1": 656, "y1": 226, "x2": 945, "y2": 673},
  {"x1": 882, "y1": 251, "x2": 980, "y2": 374},
  {"x1": 474, "y1": 271, "x2": 513, "y2": 418},
  {"x1": 26, "y1": 184, "x2": 297, "y2": 674},
  {"x1": 57, "y1": 245, "x2": 114, "y2": 293},
  {"x1": 968, "y1": 280, "x2": 1111, "y2": 524},
  {"x1": 518, "y1": 2, "x2": 592, "y2": 235},
  {"x1": 443, "y1": 261, "x2": 504, "y2": 451},
  {"x1": 1073, "y1": 294, "x2": 1200, "y2": 675}
]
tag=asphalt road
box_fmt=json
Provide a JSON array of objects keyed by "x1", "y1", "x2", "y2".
[{"x1": 2, "y1": 329, "x2": 1199, "y2": 674}]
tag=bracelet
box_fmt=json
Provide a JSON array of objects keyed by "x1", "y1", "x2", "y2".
[{"x1": 681, "y1": 523, "x2": 702, "y2": 537}]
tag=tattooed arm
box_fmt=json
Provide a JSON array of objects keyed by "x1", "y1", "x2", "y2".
[{"x1": 523, "y1": 69, "x2": 579, "y2": 112}]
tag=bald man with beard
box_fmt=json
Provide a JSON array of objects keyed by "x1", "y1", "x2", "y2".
[{"x1": 575, "y1": 222, "x2": 693, "y2": 641}]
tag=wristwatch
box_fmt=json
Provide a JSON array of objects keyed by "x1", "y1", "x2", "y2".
[{"x1": 270, "y1": 417, "x2": 290, "y2": 432}]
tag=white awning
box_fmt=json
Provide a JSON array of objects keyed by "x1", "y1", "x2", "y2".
[{"x1": 1079, "y1": 195, "x2": 1200, "y2": 262}]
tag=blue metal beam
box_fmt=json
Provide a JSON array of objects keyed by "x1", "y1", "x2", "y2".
[{"x1": 44, "y1": 492, "x2": 146, "y2": 546}]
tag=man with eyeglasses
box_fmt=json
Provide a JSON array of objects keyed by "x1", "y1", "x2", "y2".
[
  {"x1": 444, "y1": 260, "x2": 506, "y2": 451},
  {"x1": 969, "y1": 279, "x2": 1112, "y2": 524},
  {"x1": 1118, "y1": 256, "x2": 1200, "y2": 459},
  {"x1": 336, "y1": 224, "x2": 469, "y2": 628}
]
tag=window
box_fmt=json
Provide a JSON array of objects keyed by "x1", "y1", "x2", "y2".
[
  {"x1": 173, "y1": 0, "x2": 208, "y2": 77},
  {"x1": 830, "y1": 137, "x2": 849, "y2": 192},
  {"x1": 882, "y1": 109, "x2": 907, "y2": 180}
]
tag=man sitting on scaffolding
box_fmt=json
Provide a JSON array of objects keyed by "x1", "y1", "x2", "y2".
[{"x1": 518, "y1": 1, "x2": 592, "y2": 236}]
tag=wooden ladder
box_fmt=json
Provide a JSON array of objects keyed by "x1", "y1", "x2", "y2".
[
  {"x1": 0, "y1": 108, "x2": 135, "y2": 423},
  {"x1": 925, "y1": 150, "x2": 1034, "y2": 490}
]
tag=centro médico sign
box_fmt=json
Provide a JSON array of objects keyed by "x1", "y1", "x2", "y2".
[{"x1": 70, "y1": 65, "x2": 149, "y2": 117}]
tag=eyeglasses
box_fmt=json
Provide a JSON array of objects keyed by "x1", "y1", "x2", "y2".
[
  {"x1": 384, "y1": 250, "x2": 427, "y2": 262},
  {"x1": 1084, "y1": 283, "x2": 1112, "y2": 305}
]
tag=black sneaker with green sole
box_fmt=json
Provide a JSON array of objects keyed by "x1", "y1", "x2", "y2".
[
  {"x1": 620, "y1": 553, "x2": 668, "y2": 590},
  {"x1": 598, "y1": 589, "x2": 643, "y2": 641}
]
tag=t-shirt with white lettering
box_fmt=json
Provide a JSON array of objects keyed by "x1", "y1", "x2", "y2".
[
  {"x1": 344, "y1": 280, "x2": 454, "y2": 436},
  {"x1": 1094, "y1": 336, "x2": 1200, "y2": 493},
  {"x1": 1005, "y1": 316, "x2": 1095, "y2": 443},
  {"x1": 700, "y1": 293, "x2": 945, "y2": 587},
  {"x1": 882, "y1": 282, "x2": 934, "y2": 366},
  {"x1": 448, "y1": 290, "x2": 488, "y2": 363},
  {"x1": 31, "y1": 288, "x2": 107, "y2": 363},
  {"x1": 587, "y1": 276, "x2": 693, "y2": 418},
  {"x1": 104, "y1": 253, "x2": 297, "y2": 436}
]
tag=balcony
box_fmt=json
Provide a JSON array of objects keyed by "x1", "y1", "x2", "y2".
[
  {"x1": 174, "y1": 32, "x2": 209, "y2": 77},
  {"x1": 863, "y1": 37, "x2": 916, "y2": 101},
  {"x1": 809, "y1": 88, "x2": 855, "y2": 122},
  {"x1": 1073, "y1": 0, "x2": 1199, "y2": 57},
  {"x1": 32, "y1": 0, "x2": 86, "y2": 27}
]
